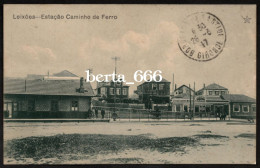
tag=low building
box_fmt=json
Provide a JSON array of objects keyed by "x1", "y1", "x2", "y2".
[
  {"x1": 171, "y1": 83, "x2": 230, "y2": 117},
  {"x1": 95, "y1": 81, "x2": 130, "y2": 103},
  {"x1": 135, "y1": 77, "x2": 171, "y2": 108},
  {"x1": 171, "y1": 83, "x2": 256, "y2": 119},
  {"x1": 222, "y1": 94, "x2": 256, "y2": 119},
  {"x1": 3, "y1": 76, "x2": 95, "y2": 119}
]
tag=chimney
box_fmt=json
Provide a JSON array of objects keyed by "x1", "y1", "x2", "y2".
[
  {"x1": 204, "y1": 83, "x2": 206, "y2": 88},
  {"x1": 79, "y1": 77, "x2": 84, "y2": 93},
  {"x1": 175, "y1": 84, "x2": 177, "y2": 90}
]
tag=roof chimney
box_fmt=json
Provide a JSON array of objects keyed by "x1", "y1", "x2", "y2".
[
  {"x1": 204, "y1": 83, "x2": 206, "y2": 88},
  {"x1": 79, "y1": 77, "x2": 84, "y2": 93},
  {"x1": 175, "y1": 84, "x2": 177, "y2": 90}
]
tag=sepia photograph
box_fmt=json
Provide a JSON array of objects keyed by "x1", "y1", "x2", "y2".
[{"x1": 3, "y1": 4, "x2": 256, "y2": 164}]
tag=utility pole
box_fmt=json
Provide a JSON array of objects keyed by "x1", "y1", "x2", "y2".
[
  {"x1": 111, "y1": 57, "x2": 120, "y2": 113},
  {"x1": 112, "y1": 56, "x2": 120, "y2": 77},
  {"x1": 193, "y1": 82, "x2": 195, "y2": 120},
  {"x1": 189, "y1": 84, "x2": 191, "y2": 114}
]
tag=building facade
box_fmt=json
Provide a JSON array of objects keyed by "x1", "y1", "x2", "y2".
[
  {"x1": 135, "y1": 78, "x2": 171, "y2": 108},
  {"x1": 96, "y1": 81, "x2": 129, "y2": 103},
  {"x1": 171, "y1": 83, "x2": 256, "y2": 119},
  {"x1": 222, "y1": 94, "x2": 256, "y2": 119},
  {"x1": 172, "y1": 83, "x2": 230, "y2": 116},
  {"x1": 4, "y1": 71, "x2": 95, "y2": 119}
]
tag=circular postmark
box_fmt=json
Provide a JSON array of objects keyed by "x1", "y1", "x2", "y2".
[{"x1": 178, "y1": 12, "x2": 226, "y2": 62}]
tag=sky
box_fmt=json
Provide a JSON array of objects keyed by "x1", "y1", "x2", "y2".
[{"x1": 4, "y1": 5, "x2": 256, "y2": 98}]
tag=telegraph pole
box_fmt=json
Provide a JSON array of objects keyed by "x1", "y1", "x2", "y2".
[
  {"x1": 111, "y1": 57, "x2": 120, "y2": 113},
  {"x1": 189, "y1": 84, "x2": 191, "y2": 114},
  {"x1": 193, "y1": 82, "x2": 195, "y2": 120},
  {"x1": 112, "y1": 56, "x2": 120, "y2": 77}
]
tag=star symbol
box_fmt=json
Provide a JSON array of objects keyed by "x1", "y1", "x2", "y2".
[{"x1": 242, "y1": 15, "x2": 251, "y2": 23}]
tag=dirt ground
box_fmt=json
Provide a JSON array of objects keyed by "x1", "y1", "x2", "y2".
[{"x1": 4, "y1": 120, "x2": 256, "y2": 164}]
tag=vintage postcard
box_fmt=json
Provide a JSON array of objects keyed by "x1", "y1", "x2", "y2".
[{"x1": 3, "y1": 5, "x2": 256, "y2": 164}]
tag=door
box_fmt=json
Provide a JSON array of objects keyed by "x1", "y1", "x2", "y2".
[
  {"x1": 4, "y1": 102, "x2": 13, "y2": 118},
  {"x1": 215, "y1": 105, "x2": 223, "y2": 117}
]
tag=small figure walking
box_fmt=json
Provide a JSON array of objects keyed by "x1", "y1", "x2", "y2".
[
  {"x1": 87, "y1": 108, "x2": 92, "y2": 119},
  {"x1": 95, "y1": 108, "x2": 99, "y2": 118},
  {"x1": 155, "y1": 107, "x2": 161, "y2": 119},
  {"x1": 101, "y1": 108, "x2": 105, "y2": 119}
]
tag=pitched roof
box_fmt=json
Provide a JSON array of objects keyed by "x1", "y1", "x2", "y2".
[
  {"x1": 204, "y1": 83, "x2": 228, "y2": 90},
  {"x1": 53, "y1": 70, "x2": 78, "y2": 77},
  {"x1": 222, "y1": 94, "x2": 256, "y2": 103},
  {"x1": 197, "y1": 83, "x2": 228, "y2": 93},
  {"x1": 174, "y1": 85, "x2": 195, "y2": 92},
  {"x1": 149, "y1": 76, "x2": 170, "y2": 83},
  {"x1": 138, "y1": 77, "x2": 170, "y2": 86},
  {"x1": 4, "y1": 78, "x2": 94, "y2": 97}
]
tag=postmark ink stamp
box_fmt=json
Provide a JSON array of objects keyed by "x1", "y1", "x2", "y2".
[{"x1": 178, "y1": 12, "x2": 226, "y2": 62}]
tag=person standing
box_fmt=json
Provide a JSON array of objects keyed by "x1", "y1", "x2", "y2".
[
  {"x1": 87, "y1": 108, "x2": 92, "y2": 119},
  {"x1": 101, "y1": 108, "x2": 105, "y2": 119},
  {"x1": 95, "y1": 108, "x2": 99, "y2": 118}
]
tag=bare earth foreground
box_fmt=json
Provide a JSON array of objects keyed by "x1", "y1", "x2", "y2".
[{"x1": 4, "y1": 120, "x2": 256, "y2": 164}]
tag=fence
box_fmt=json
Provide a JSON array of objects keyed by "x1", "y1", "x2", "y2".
[{"x1": 92, "y1": 106, "x2": 225, "y2": 121}]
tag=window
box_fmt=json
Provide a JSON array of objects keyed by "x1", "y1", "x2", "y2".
[
  {"x1": 242, "y1": 105, "x2": 249, "y2": 113},
  {"x1": 252, "y1": 104, "x2": 256, "y2": 113},
  {"x1": 184, "y1": 105, "x2": 188, "y2": 112},
  {"x1": 13, "y1": 102, "x2": 18, "y2": 112},
  {"x1": 172, "y1": 105, "x2": 176, "y2": 112},
  {"x1": 209, "y1": 91, "x2": 213, "y2": 95},
  {"x1": 4, "y1": 103, "x2": 7, "y2": 111},
  {"x1": 152, "y1": 84, "x2": 157, "y2": 90},
  {"x1": 51, "y1": 100, "x2": 59, "y2": 112},
  {"x1": 159, "y1": 84, "x2": 164, "y2": 90},
  {"x1": 206, "y1": 105, "x2": 211, "y2": 112},
  {"x1": 18, "y1": 101, "x2": 25, "y2": 111},
  {"x1": 200, "y1": 105, "x2": 206, "y2": 112},
  {"x1": 221, "y1": 91, "x2": 226, "y2": 95},
  {"x1": 195, "y1": 105, "x2": 199, "y2": 113},
  {"x1": 176, "y1": 105, "x2": 181, "y2": 112},
  {"x1": 233, "y1": 104, "x2": 240, "y2": 112},
  {"x1": 116, "y1": 88, "x2": 121, "y2": 95},
  {"x1": 215, "y1": 91, "x2": 219, "y2": 95},
  {"x1": 28, "y1": 100, "x2": 35, "y2": 112},
  {"x1": 159, "y1": 91, "x2": 165, "y2": 95},
  {"x1": 101, "y1": 87, "x2": 107, "y2": 95},
  {"x1": 71, "y1": 101, "x2": 78, "y2": 111},
  {"x1": 110, "y1": 88, "x2": 115, "y2": 95},
  {"x1": 123, "y1": 88, "x2": 127, "y2": 95}
]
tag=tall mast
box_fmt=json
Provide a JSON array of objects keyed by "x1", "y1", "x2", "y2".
[
  {"x1": 189, "y1": 84, "x2": 191, "y2": 114},
  {"x1": 111, "y1": 57, "x2": 120, "y2": 111}
]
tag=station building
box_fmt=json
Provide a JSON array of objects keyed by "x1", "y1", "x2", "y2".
[{"x1": 3, "y1": 70, "x2": 95, "y2": 119}]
